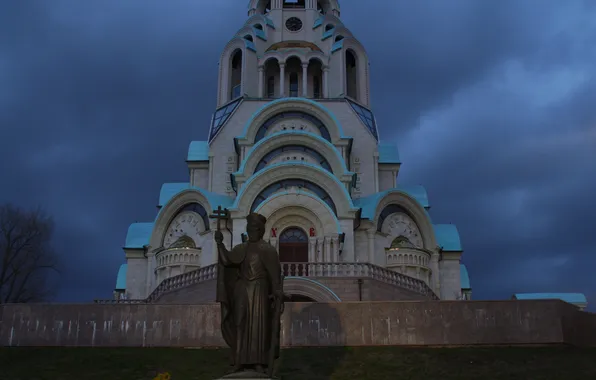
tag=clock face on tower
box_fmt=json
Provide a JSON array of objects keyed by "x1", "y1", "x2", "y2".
[
  {"x1": 285, "y1": 17, "x2": 303, "y2": 32},
  {"x1": 164, "y1": 211, "x2": 203, "y2": 249},
  {"x1": 382, "y1": 212, "x2": 423, "y2": 248}
]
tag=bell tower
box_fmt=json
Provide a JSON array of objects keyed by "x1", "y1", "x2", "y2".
[{"x1": 216, "y1": 0, "x2": 370, "y2": 107}]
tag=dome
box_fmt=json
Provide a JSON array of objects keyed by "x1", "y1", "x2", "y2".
[
  {"x1": 390, "y1": 235, "x2": 415, "y2": 249},
  {"x1": 170, "y1": 235, "x2": 197, "y2": 249}
]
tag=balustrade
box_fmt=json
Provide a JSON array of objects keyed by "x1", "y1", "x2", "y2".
[{"x1": 94, "y1": 260, "x2": 438, "y2": 303}]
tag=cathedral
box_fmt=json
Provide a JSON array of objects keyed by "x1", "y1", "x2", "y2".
[{"x1": 114, "y1": 0, "x2": 472, "y2": 303}]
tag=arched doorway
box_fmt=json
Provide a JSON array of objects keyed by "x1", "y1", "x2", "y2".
[
  {"x1": 289, "y1": 294, "x2": 316, "y2": 302},
  {"x1": 279, "y1": 227, "x2": 309, "y2": 276}
]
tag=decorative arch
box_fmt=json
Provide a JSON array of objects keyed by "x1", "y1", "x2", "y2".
[
  {"x1": 150, "y1": 189, "x2": 215, "y2": 250},
  {"x1": 231, "y1": 162, "x2": 356, "y2": 218},
  {"x1": 236, "y1": 130, "x2": 349, "y2": 176},
  {"x1": 255, "y1": 111, "x2": 331, "y2": 143},
  {"x1": 283, "y1": 277, "x2": 341, "y2": 302},
  {"x1": 264, "y1": 208, "x2": 323, "y2": 240},
  {"x1": 254, "y1": 145, "x2": 332, "y2": 173},
  {"x1": 237, "y1": 97, "x2": 346, "y2": 144},
  {"x1": 256, "y1": 191, "x2": 341, "y2": 236},
  {"x1": 373, "y1": 190, "x2": 437, "y2": 250},
  {"x1": 218, "y1": 37, "x2": 246, "y2": 106},
  {"x1": 251, "y1": 179, "x2": 336, "y2": 215}
]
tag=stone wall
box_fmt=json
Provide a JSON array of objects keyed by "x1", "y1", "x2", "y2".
[{"x1": 2, "y1": 300, "x2": 596, "y2": 347}]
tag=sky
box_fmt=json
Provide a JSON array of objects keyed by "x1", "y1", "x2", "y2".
[{"x1": 0, "y1": 0, "x2": 595, "y2": 307}]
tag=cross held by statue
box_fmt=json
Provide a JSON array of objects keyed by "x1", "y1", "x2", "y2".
[{"x1": 209, "y1": 205, "x2": 229, "y2": 231}]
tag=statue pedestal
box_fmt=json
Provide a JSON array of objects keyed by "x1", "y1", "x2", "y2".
[{"x1": 215, "y1": 370, "x2": 277, "y2": 380}]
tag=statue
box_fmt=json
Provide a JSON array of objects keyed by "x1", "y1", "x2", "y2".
[{"x1": 210, "y1": 207, "x2": 285, "y2": 379}]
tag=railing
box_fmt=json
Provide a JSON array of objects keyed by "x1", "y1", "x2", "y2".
[
  {"x1": 282, "y1": 262, "x2": 438, "y2": 300},
  {"x1": 146, "y1": 264, "x2": 217, "y2": 302},
  {"x1": 94, "y1": 261, "x2": 438, "y2": 303}
]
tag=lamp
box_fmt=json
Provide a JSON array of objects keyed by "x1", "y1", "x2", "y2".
[{"x1": 338, "y1": 232, "x2": 346, "y2": 254}]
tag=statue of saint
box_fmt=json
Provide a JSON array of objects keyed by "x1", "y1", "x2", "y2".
[{"x1": 214, "y1": 212, "x2": 284, "y2": 378}]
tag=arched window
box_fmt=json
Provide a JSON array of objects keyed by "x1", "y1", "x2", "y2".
[
  {"x1": 244, "y1": 35, "x2": 253, "y2": 42},
  {"x1": 279, "y1": 227, "x2": 308, "y2": 243},
  {"x1": 335, "y1": 35, "x2": 344, "y2": 42},
  {"x1": 253, "y1": 23, "x2": 264, "y2": 30},
  {"x1": 267, "y1": 76, "x2": 275, "y2": 98},
  {"x1": 289, "y1": 72, "x2": 299, "y2": 97},
  {"x1": 345, "y1": 50, "x2": 357, "y2": 100},
  {"x1": 313, "y1": 76, "x2": 321, "y2": 99},
  {"x1": 325, "y1": 24, "x2": 334, "y2": 32},
  {"x1": 230, "y1": 50, "x2": 243, "y2": 100}
]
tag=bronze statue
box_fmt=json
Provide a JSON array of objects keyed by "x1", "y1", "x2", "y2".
[{"x1": 211, "y1": 208, "x2": 285, "y2": 379}]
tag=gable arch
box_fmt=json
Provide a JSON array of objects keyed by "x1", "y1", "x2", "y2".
[
  {"x1": 264, "y1": 208, "x2": 323, "y2": 241},
  {"x1": 218, "y1": 37, "x2": 246, "y2": 106},
  {"x1": 231, "y1": 162, "x2": 356, "y2": 218},
  {"x1": 373, "y1": 190, "x2": 437, "y2": 250},
  {"x1": 237, "y1": 98, "x2": 346, "y2": 144},
  {"x1": 254, "y1": 190, "x2": 341, "y2": 236},
  {"x1": 150, "y1": 189, "x2": 215, "y2": 250},
  {"x1": 236, "y1": 130, "x2": 350, "y2": 177}
]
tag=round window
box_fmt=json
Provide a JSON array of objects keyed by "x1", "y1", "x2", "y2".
[{"x1": 285, "y1": 17, "x2": 303, "y2": 32}]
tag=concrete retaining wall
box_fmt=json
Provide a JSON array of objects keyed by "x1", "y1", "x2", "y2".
[{"x1": 1, "y1": 300, "x2": 595, "y2": 347}]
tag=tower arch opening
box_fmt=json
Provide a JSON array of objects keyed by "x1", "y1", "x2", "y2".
[
  {"x1": 345, "y1": 49, "x2": 358, "y2": 100},
  {"x1": 244, "y1": 35, "x2": 253, "y2": 42},
  {"x1": 230, "y1": 49, "x2": 243, "y2": 100},
  {"x1": 263, "y1": 57, "x2": 280, "y2": 98},
  {"x1": 283, "y1": 0, "x2": 305, "y2": 8},
  {"x1": 285, "y1": 56, "x2": 302, "y2": 98},
  {"x1": 308, "y1": 58, "x2": 323, "y2": 99}
]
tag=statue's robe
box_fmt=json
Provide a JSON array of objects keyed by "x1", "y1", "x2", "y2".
[{"x1": 216, "y1": 240, "x2": 282, "y2": 367}]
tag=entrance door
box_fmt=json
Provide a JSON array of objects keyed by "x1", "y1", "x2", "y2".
[{"x1": 278, "y1": 227, "x2": 309, "y2": 276}]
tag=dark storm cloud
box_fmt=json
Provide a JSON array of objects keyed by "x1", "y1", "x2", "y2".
[{"x1": 0, "y1": 1, "x2": 594, "y2": 306}]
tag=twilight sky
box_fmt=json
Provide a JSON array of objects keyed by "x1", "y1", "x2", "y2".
[{"x1": 1, "y1": 0, "x2": 595, "y2": 306}]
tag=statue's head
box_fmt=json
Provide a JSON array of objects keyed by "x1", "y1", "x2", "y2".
[{"x1": 246, "y1": 213, "x2": 267, "y2": 242}]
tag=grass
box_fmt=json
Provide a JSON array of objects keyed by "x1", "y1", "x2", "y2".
[{"x1": 1, "y1": 346, "x2": 596, "y2": 379}]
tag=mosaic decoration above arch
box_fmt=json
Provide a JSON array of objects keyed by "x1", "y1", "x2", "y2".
[
  {"x1": 376, "y1": 204, "x2": 411, "y2": 232},
  {"x1": 254, "y1": 111, "x2": 332, "y2": 143},
  {"x1": 250, "y1": 179, "x2": 337, "y2": 215},
  {"x1": 279, "y1": 227, "x2": 308, "y2": 243},
  {"x1": 254, "y1": 144, "x2": 333, "y2": 173},
  {"x1": 174, "y1": 202, "x2": 210, "y2": 231}
]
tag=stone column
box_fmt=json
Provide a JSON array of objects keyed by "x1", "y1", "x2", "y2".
[
  {"x1": 301, "y1": 62, "x2": 309, "y2": 97},
  {"x1": 331, "y1": 236, "x2": 339, "y2": 263},
  {"x1": 316, "y1": 237, "x2": 324, "y2": 262},
  {"x1": 324, "y1": 236, "x2": 331, "y2": 262},
  {"x1": 322, "y1": 66, "x2": 329, "y2": 98},
  {"x1": 279, "y1": 62, "x2": 286, "y2": 97},
  {"x1": 366, "y1": 229, "x2": 375, "y2": 263},
  {"x1": 258, "y1": 65, "x2": 264, "y2": 98},
  {"x1": 308, "y1": 237, "x2": 317, "y2": 262}
]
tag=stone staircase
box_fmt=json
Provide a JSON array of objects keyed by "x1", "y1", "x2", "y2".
[{"x1": 94, "y1": 261, "x2": 438, "y2": 304}]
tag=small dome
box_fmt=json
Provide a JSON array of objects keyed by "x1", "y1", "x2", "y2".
[
  {"x1": 390, "y1": 235, "x2": 415, "y2": 249},
  {"x1": 170, "y1": 235, "x2": 197, "y2": 249},
  {"x1": 266, "y1": 41, "x2": 322, "y2": 52}
]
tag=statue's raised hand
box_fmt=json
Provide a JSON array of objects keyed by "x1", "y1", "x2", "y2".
[{"x1": 214, "y1": 230, "x2": 224, "y2": 244}]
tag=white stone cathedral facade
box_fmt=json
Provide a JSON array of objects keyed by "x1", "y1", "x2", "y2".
[{"x1": 113, "y1": 0, "x2": 472, "y2": 303}]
